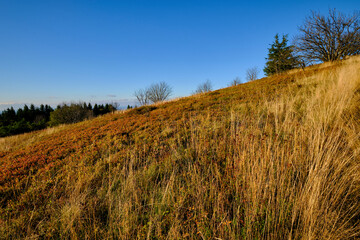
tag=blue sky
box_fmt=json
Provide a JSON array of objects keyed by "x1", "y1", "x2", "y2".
[{"x1": 0, "y1": 0, "x2": 358, "y2": 110}]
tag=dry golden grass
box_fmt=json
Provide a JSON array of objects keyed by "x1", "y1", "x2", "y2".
[
  {"x1": 0, "y1": 124, "x2": 67, "y2": 152},
  {"x1": 1, "y1": 56, "x2": 360, "y2": 239}
]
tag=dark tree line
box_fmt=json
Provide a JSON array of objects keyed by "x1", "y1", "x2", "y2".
[
  {"x1": 0, "y1": 104, "x2": 53, "y2": 137},
  {"x1": 49, "y1": 102, "x2": 116, "y2": 126},
  {"x1": 0, "y1": 102, "x2": 117, "y2": 138}
]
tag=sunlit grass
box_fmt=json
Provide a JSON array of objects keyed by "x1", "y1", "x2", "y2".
[{"x1": 1, "y1": 57, "x2": 360, "y2": 239}]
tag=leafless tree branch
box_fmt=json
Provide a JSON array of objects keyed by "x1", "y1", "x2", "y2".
[
  {"x1": 295, "y1": 9, "x2": 360, "y2": 63},
  {"x1": 246, "y1": 67, "x2": 259, "y2": 81}
]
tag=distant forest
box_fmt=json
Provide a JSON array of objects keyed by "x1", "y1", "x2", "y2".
[{"x1": 0, "y1": 103, "x2": 117, "y2": 138}]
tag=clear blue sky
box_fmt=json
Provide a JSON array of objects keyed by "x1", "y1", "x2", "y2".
[{"x1": 0, "y1": 0, "x2": 358, "y2": 110}]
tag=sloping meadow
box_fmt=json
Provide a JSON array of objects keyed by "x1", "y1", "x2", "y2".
[{"x1": 1, "y1": 57, "x2": 360, "y2": 239}]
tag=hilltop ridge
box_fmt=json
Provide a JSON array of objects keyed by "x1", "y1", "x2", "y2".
[{"x1": 1, "y1": 57, "x2": 360, "y2": 239}]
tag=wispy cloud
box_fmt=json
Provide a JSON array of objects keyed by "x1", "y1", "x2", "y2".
[
  {"x1": 0, "y1": 101, "x2": 18, "y2": 105},
  {"x1": 47, "y1": 96, "x2": 60, "y2": 100},
  {"x1": 107, "y1": 94, "x2": 117, "y2": 98}
]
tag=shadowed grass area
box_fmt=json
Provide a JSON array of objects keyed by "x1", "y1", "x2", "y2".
[{"x1": 1, "y1": 57, "x2": 360, "y2": 239}]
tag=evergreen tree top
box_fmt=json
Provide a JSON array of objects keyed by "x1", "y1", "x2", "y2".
[{"x1": 264, "y1": 34, "x2": 298, "y2": 76}]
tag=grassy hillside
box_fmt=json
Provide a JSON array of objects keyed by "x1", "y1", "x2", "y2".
[{"x1": 1, "y1": 57, "x2": 360, "y2": 239}]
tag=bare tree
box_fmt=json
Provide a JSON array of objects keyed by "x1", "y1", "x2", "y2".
[
  {"x1": 134, "y1": 88, "x2": 150, "y2": 106},
  {"x1": 147, "y1": 81, "x2": 172, "y2": 103},
  {"x1": 110, "y1": 102, "x2": 119, "y2": 113},
  {"x1": 295, "y1": 9, "x2": 360, "y2": 63},
  {"x1": 194, "y1": 79, "x2": 212, "y2": 94},
  {"x1": 246, "y1": 67, "x2": 259, "y2": 81},
  {"x1": 229, "y1": 77, "x2": 242, "y2": 87}
]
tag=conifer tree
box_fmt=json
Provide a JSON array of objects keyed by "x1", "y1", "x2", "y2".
[
  {"x1": 87, "y1": 103, "x2": 92, "y2": 110},
  {"x1": 264, "y1": 34, "x2": 298, "y2": 76}
]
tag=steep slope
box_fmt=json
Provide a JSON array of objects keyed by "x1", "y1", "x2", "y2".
[{"x1": 1, "y1": 57, "x2": 360, "y2": 239}]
